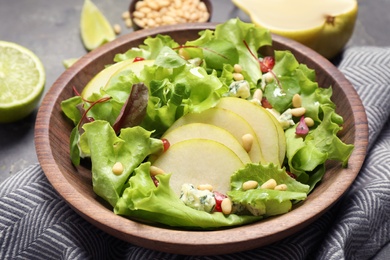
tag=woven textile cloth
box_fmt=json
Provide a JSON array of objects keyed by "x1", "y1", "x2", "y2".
[{"x1": 1, "y1": 46, "x2": 390, "y2": 259}]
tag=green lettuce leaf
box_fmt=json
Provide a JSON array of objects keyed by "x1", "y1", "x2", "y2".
[
  {"x1": 214, "y1": 18, "x2": 272, "y2": 85},
  {"x1": 79, "y1": 121, "x2": 163, "y2": 207},
  {"x1": 114, "y1": 34, "x2": 180, "y2": 62},
  {"x1": 139, "y1": 63, "x2": 226, "y2": 136},
  {"x1": 114, "y1": 162, "x2": 261, "y2": 229},
  {"x1": 229, "y1": 163, "x2": 308, "y2": 216},
  {"x1": 61, "y1": 95, "x2": 83, "y2": 125},
  {"x1": 230, "y1": 163, "x2": 309, "y2": 193}
]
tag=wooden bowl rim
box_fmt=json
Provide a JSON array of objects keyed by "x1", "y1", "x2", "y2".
[{"x1": 35, "y1": 22, "x2": 368, "y2": 255}]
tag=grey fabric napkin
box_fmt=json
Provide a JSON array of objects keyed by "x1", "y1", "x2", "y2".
[{"x1": 1, "y1": 46, "x2": 390, "y2": 260}]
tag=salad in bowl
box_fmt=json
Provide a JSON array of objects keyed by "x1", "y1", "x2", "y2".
[{"x1": 61, "y1": 18, "x2": 354, "y2": 229}]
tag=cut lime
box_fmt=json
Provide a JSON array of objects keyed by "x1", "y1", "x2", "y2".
[
  {"x1": 62, "y1": 58, "x2": 79, "y2": 69},
  {"x1": 0, "y1": 41, "x2": 45, "y2": 123},
  {"x1": 80, "y1": 0, "x2": 116, "y2": 51}
]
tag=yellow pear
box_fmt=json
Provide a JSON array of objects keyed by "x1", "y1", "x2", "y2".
[
  {"x1": 152, "y1": 139, "x2": 245, "y2": 195},
  {"x1": 162, "y1": 123, "x2": 251, "y2": 164},
  {"x1": 232, "y1": 0, "x2": 358, "y2": 59},
  {"x1": 165, "y1": 107, "x2": 264, "y2": 163},
  {"x1": 216, "y1": 97, "x2": 285, "y2": 166},
  {"x1": 81, "y1": 59, "x2": 154, "y2": 99}
]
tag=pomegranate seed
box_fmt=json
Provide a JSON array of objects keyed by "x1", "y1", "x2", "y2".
[
  {"x1": 133, "y1": 57, "x2": 145, "y2": 62},
  {"x1": 287, "y1": 171, "x2": 296, "y2": 179},
  {"x1": 213, "y1": 191, "x2": 227, "y2": 212},
  {"x1": 261, "y1": 97, "x2": 273, "y2": 109},
  {"x1": 161, "y1": 138, "x2": 170, "y2": 152},
  {"x1": 296, "y1": 116, "x2": 309, "y2": 136},
  {"x1": 260, "y1": 56, "x2": 275, "y2": 73},
  {"x1": 151, "y1": 176, "x2": 159, "y2": 187}
]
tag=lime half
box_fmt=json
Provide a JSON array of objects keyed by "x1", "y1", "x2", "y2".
[
  {"x1": 80, "y1": 0, "x2": 116, "y2": 51},
  {"x1": 0, "y1": 41, "x2": 45, "y2": 123}
]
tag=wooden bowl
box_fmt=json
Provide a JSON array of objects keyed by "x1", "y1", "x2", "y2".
[
  {"x1": 129, "y1": 0, "x2": 212, "y2": 30},
  {"x1": 35, "y1": 23, "x2": 368, "y2": 255}
]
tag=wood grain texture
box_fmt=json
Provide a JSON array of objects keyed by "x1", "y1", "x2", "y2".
[{"x1": 34, "y1": 23, "x2": 368, "y2": 255}]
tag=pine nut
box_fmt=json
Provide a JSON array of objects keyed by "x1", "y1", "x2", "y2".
[
  {"x1": 133, "y1": 18, "x2": 144, "y2": 28},
  {"x1": 242, "y1": 180, "x2": 258, "y2": 191},
  {"x1": 125, "y1": 18, "x2": 133, "y2": 28},
  {"x1": 197, "y1": 184, "x2": 213, "y2": 191},
  {"x1": 113, "y1": 24, "x2": 121, "y2": 35},
  {"x1": 290, "y1": 107, "x2": 306, "y2": 117},
  {"x1": 199, "y1": 2, "x2": 207, "y2": 11},
  {"x1": 112, "y1": 162, "x2": 124, "y2": 175},
  {"x1": 253, "y1": 88, "x2": 263, "y2": 102},
  {"x1": 150, "y1": 165, "x2": 165, "y2": 176},
  {"x1": 162, "y1": 16, "x2": 175, "y2": 24},
  {"x1": 174, "y1": 0, "x2": 182, "y2": 8},
  {"x1": 234, "y1": 64, "x2": 243, "y2": 73},
  {"x1": 190, "y1": 12, "x2": 199, "y2": 21},
  {"x1": 304, "y1": 117, "x2": 315, "y2": 127},
  {"x1": 274, "y1": 184, "x2": 288, "y2": 191},
  {"x1": 135, "y1": 1, "x2": 146, "y2": 10},
  {"x1": 221, "y1": 197, "x2": 232, "y2": 215},
  {"x1": 233, "y1": 73, "x2": 244, "y2": 81},
  {"x1": 292, "y1": 94, "x2": 302, "y2": 108},
  {"x1": 146, "y1": 18, "x2": 156, "y2": 28},
  {"x1": 159, "y1": 0, "x2": 170, "y2": 7},
  {"x1": 260, "y1": 179, "x2": 277, "y2": 189},
  {"x1": 146, "y1": 0, "x2": 159, "y2": 10},
  {"x1": 139, "y1": 7, "x2": 152, "y2": 13},
  {"x1": 199, "y1": 12, "x2": 210, "y2": 22},
  {"x1": 132, "y1": 0, "x2": 210, "y2": 28},
  {"x1": 241, "y1": 133, "x2": 254, "y2": 152},
  {"x1": 122, "y1": 11, "x2": 130, "y2": 20},
  {"x1": 250, "y1": 99, "x2": 261, "y2": 106},
  {"x1": 133, "y1": 11, "x2": 145, "y2": 19}
]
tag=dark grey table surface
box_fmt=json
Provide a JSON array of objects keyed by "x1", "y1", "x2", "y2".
[
  {"x1": 1, "y1": 0, "x2": 389, "y2": 182},
  {"x1": 1, "y1": 0, "x2": 390, "y2": 258},
  {"x1": 1, "y1": 0, "x2": 389, "y2": 177}
]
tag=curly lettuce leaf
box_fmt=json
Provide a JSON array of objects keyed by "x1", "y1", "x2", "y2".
[
  {"x1": 139, "y1": 61, "x2": 226, "y2": 136},
  {"x1": 229, "y1": 163, "x2": 308, "y2": 216},
  {"x1": 264, "y1": 51, "x2": 317, "y2": 113},
  {"x1": 231, "y1": 163, "x2": 309, "y2": 193},
  {"x1": 114, "y1": 34, "x2": 180, "y2": 62},
  {"x1": 214, "y1": 18, "x2": 272, "y2": 85},
  {"x1": 61, "y1": 95, "x2": 83, "y2": 125},
  {"x1": 114, "y1": 162, "x2": 261, "y2": 229},
  {"x1": 285, "y1": 104, "x2": 354, "y2": 190},
  {"x1": 79, "y1": 121, "x2": 163, "y2": 207}
]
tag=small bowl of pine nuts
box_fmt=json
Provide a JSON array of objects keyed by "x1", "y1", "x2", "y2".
[{"x1": 129, "y1": 0, "x2": 212, "y2": 30}]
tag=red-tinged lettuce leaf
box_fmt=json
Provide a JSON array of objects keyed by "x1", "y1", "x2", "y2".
[
  {"x1": 200, "y1": 39, "x2": 239, "y2": 70},
  {"x1": 214, "y1": 18, "x2": 272, "y2": 85},
  {"x1": 113, "y1": 83, "x2": 148, "y2": 133}
]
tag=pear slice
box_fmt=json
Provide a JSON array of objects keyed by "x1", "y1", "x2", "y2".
[
  {"x1": 216, "y1": 97, "x2": 285, "y2": 166},
  {"x1": 152, "y1": 139, "x2": 245, "y2": 195},
  {"x1": 162, "y1": 123, "x2": 251, "y2": 164},
  {"x1": 265, "y1": 109, "x2": 286, "y2": 165},
  {"x1": 232, "y1": 0, "x2": 358, "y2": 59},
  {"x1": 81, "y1": 59, "x2": 154, "y2": 99},
  {"x1": 165, "y1": 107, "x2": 264, "y2": 163}
]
